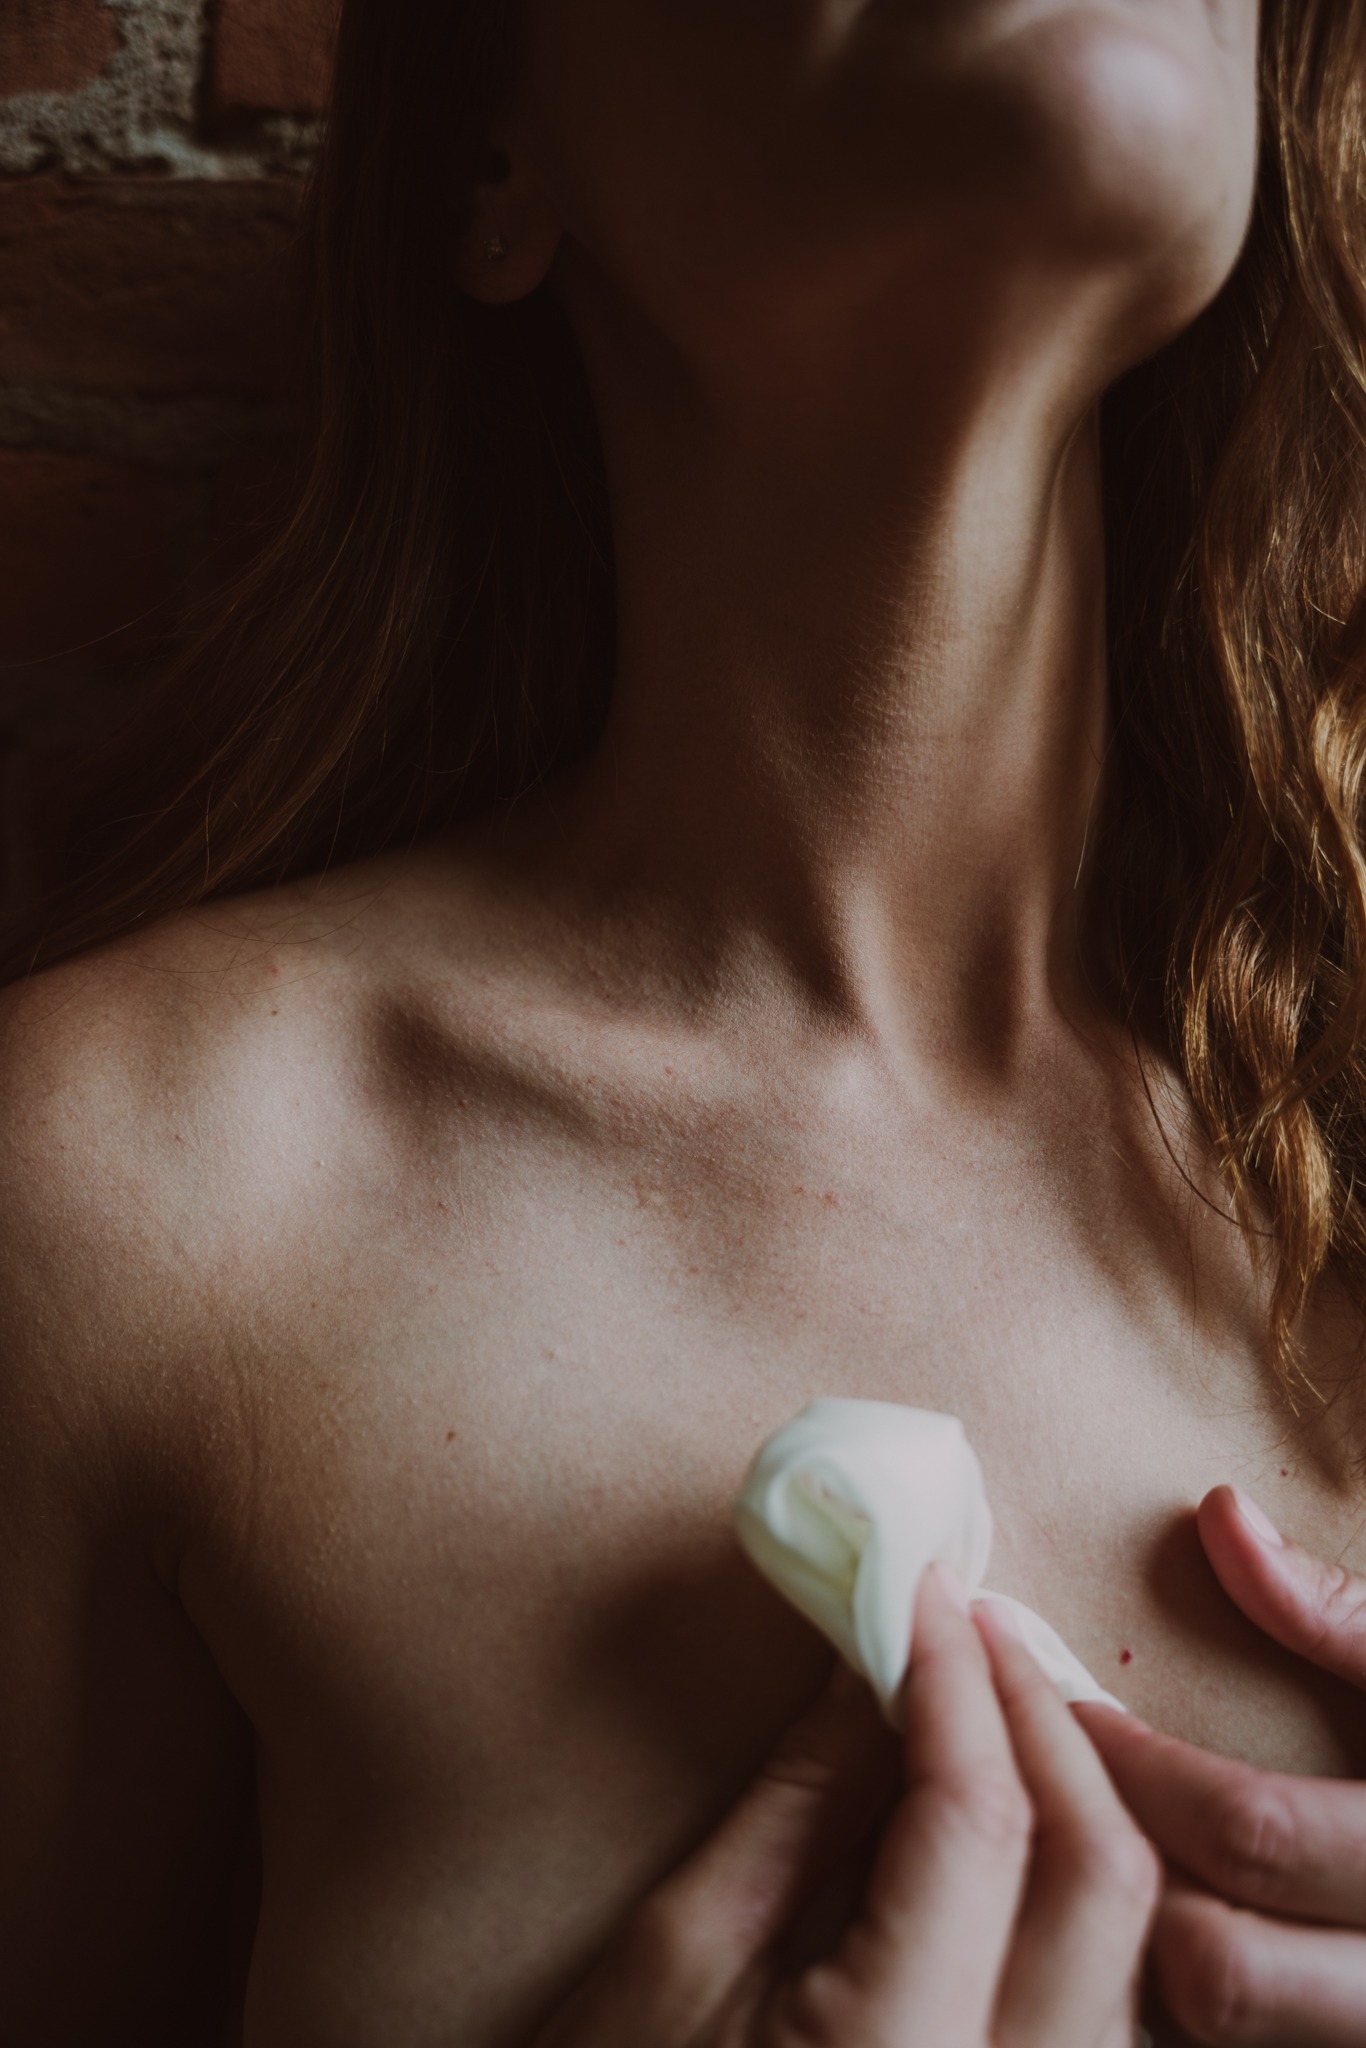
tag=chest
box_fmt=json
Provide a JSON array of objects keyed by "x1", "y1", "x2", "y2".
[
  {"x1": 180, "y1": 1122, "x2": 1366, "y2": 2041},
  {"x1": 185, "y1": 1147, "x2": 1366, "y2": 1782}
]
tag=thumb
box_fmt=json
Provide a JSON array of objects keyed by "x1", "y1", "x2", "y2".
[
  {"x1": 1197, "y1": 1484, "x2": 1366, "y2": 1690},
  {"x1": 647, "y1": 1662, "x2": 898, "y2": 1996},
  {"x1": 539, "y1": 1662, "x2": 897, "y2": 2048}
]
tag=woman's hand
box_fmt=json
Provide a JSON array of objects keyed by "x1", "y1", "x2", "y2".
[
  {"x1": 1078, "y1": 1485, "x2": 1366, "y2": 2045},
  {"x1": 536, "y1": 1564, "x2": 1159, "y2": 2048}
]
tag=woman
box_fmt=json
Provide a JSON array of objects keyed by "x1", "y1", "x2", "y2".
[{"x1": 6, "y1": 0, "x2": 1366, "y2": 2040}]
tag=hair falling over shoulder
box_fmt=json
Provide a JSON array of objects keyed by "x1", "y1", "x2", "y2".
[
  {"x1": 1099, "y1": 0, "x2": 1366, "y2": 1387},
  {"x1": 10, "y1": 0, "x2": 1366, "y2": 1394}
]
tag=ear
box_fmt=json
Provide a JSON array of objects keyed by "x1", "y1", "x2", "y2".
[{"x1": 458, "y1": 129, "x2": 563, "y2": 306}]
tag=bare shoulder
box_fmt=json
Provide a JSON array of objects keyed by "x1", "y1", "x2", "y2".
[
  {"x1": 0, "y1": 860, "x2": 437, "y2": 1407},
  {"x1": 0, "y1": 891, "x2": 370, "y2": 2042},
  {"x1": 0, "y1": 826, "x2": 678, "y2": 1494},
  {"x1": 0, "y1": 840, "x2": 562, "y2": 1366}
]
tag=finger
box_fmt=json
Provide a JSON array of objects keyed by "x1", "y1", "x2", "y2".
[
  {"x1": 825, "y1": 1563, "x2": 1033, "y2": 2037},
  {"x1": 1076, "y1": 1701, "x2": 1366, "y2": 1926},
  {"x1": 1153, "y1": 1878, "x2": 1366, "y2": 2047},
  {"x1": 536, "y1": 1660, "x2": 896, "y2": 2048},
  {"x1": 975, "y1": 1602, "x2": 1159, "y2": 2048},
  {"x1": 650, "y1": 1659, "x2": 898, "y2": 2002},
  {"x1": 1197, "y1": 1484, "x2": 1366, "y2": 1690}
]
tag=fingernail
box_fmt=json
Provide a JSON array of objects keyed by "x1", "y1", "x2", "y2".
[
  {"x1": 1234, "y1": 1489, "x2": 1284, "y2": 1547},
  {"x1": 1072, "y1": 1700, "x2": 1135, "y2": 1726},
  {"x1": 926, "y1": 1560, "x2": 971, "y2": 1615}
]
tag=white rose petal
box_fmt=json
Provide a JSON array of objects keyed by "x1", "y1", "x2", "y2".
[{"x1": 734, "y1": 1397, "x2": 1124, "y2": 1720}]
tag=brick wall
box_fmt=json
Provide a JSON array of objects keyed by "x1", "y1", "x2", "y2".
[{"x1": 0, "y1": 0, "x2": 333, "y2": 929}]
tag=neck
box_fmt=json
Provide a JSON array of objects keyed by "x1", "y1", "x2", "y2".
[{"x1": 552, "y1": 331, "x2": 1112, "y2": 1071}]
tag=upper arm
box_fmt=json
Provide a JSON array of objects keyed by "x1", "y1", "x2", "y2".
[{"x1": 0, "y1": 962, "x2": 257, "y2": 2046}]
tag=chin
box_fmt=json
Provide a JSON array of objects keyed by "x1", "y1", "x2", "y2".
[{"x1": 985, "y1": 10, "x2": 1259, "y2": 319}]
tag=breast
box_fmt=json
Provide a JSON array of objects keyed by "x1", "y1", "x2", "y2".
[
  {"x1": 184, "y1": 1356, "x2": 843, "y2": 2043},
  {"x1": 186, "y1": 1325, "x2": 1366, "y2": 2048},
  {"x1": 973, "y1": 1402, "x2": 1366, "y2": 1782}
]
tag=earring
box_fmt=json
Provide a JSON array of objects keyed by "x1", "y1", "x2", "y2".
[{"x1": 483, "y1": 233, "x2": 509, "y2": 264}]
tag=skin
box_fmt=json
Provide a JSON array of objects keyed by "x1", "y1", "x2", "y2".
[
  {"x1": 1078, "y1": 1491, "x2": 1366, "y2": 2044},
  {"x1": 5, "y1": 0, "x2": 1366, "y2": 2043},
  {"x1": 536, "y1": 1567, "x2": 1160, "y2": 2047}
]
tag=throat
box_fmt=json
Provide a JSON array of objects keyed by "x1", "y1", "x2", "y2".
[{"x1": 548, "y1": 389, "x2": 1112, "y2": 1059}]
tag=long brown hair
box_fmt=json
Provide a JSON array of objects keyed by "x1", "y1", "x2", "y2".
[
  {"x1": 13, "y1": 0, "x2": 1366, "y2": 1390},
  {"x1": 1098, "y1": 0, "x2": 1366, "y2": 1381}
]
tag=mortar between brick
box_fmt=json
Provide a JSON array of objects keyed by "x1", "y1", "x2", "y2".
[{"x1": 0, "y1": 0, "x2": 320, "y2": 177}]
